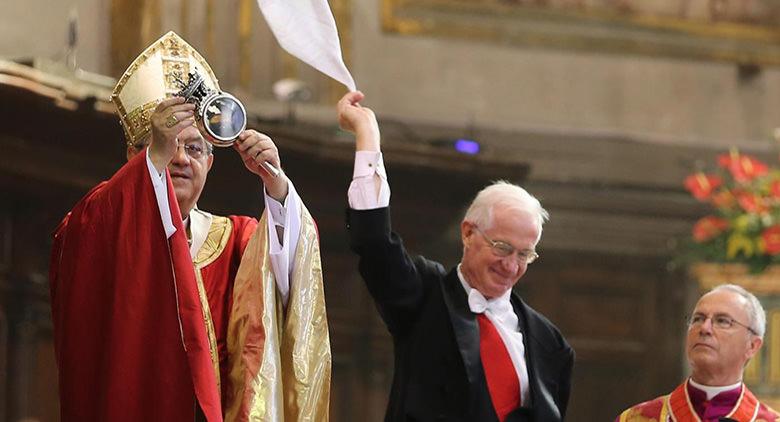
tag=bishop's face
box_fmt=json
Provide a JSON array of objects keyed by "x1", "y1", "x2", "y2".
[
  {"x1": 166, "y1": 126, "x2": 213, "y2": 217},
  {"x1": 686, "y1": 290, "x2": 762, "y2": 385},
  {"x1": 126, "y1": 125, "x2": 213, "y2": 218}
]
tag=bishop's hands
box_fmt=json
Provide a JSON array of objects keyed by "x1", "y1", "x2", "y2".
[
  {"x1": 337, "y1": 91, "x2": 381, "y2": 152},
  {"x1": 234, "y1": 130, "x2": 289, "y2": 202},
  {"x1": 148, "y1": 96, "x2": 196, "y2": 172}
]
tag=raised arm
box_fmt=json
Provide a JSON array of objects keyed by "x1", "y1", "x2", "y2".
[
  {"x1": 233, "y1": 130, "x2": 299, "y2": 305},
  {"x1": 339, "y1": 91, "x2": 442, "y2": 334}
]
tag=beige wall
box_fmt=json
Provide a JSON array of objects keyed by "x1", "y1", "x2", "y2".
[
  {"x1": 0, "y1": 0, "x2": 110, "y2": 74},
  {"x1": 2, "y1": 0, "x2": 779, "y2": 148},
  {"x1": 350, "y1": 1, "x2": 780, "y2": 148}
]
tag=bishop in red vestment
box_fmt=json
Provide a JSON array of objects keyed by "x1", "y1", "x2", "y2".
[
  {"x1": 49, "y1": 32, "x2": 330, "y2": 422},
  {"x1": 616, "y1": 285, "x2": 778, "y2": 422}
]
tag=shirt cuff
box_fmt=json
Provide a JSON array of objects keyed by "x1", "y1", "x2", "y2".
[
  {"x1": 348, "y1": 151, "x2": 390, "y2": 210},
  {"x1": 353, "y1": 151, "x2": 387, "y2": 179},
  {"x1": 264, "y1": 188, "x2": 288, "y2": 230}
]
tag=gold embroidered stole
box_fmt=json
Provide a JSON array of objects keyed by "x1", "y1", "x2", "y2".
[
  {"x1": 618, "y1": 396, "x2": 670, "y2": 422},
  {"x1": 224, "y1": 206, "x2": 330, "y2": 421},
  {"x1": 192, "y1": 215, "x2": 234, "y2": 393}
]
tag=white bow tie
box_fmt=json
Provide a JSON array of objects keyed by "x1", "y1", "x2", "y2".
[{"x1": 468, "y1": 289, "x2": 511, "y2": 315}]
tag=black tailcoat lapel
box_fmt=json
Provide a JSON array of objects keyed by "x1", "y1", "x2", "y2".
[
  {"x1": 440, "y1": 270, "x2": 480, "y2": 384},
  {"x1": 440, "y1": 270, "x2": 503, "y2": 422}
]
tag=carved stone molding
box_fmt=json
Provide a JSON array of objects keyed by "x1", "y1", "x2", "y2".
[{"x1": 382, "y1": 0, "x2": 780, "y2": 66}]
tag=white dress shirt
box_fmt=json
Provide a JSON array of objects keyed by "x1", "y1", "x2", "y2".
[
  {"x1": 348, "y1": 151, "x2": 529, "y2": 404},
  {"x1": 145, "y1": 150, "x2": 299, "y2": 305}
]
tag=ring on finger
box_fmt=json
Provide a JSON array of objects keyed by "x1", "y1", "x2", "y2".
[{"x1": 165, "y1": 114, "x2": 178, "y2": 128}]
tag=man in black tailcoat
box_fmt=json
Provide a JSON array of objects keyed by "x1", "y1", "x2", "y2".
[{"x1": 337, "y1": 91, "x2": 574, "y2": 422}]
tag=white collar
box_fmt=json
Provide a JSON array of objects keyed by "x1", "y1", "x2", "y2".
[{"x1": 688, "y1": 378, "x2": 743, "y2": 400}]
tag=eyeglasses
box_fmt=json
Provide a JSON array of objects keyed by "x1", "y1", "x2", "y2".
[
  {"x1": 474, "y1": 226, "x2": 539, "y2": 264},
  {"x1": 687, "y1": 312, "x2": 758, "y2": 336},
  {"x1": 133, "y1": 140, "x2": 212, "y2": 159},
  {"x1": 177, "y1": 141, "x2": 210, "y2": 159}
]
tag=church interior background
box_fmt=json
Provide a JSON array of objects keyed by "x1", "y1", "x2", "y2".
[{"x1": 3, "y1": 0, "x2": 780, "y2": 420}]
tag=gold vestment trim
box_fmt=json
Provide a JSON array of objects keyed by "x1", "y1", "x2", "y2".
[
  {"x1": 225, "y1": 206, "x2": 330, "y2": 421},
  {"x1": 194, "y1": 215, "x2": 232, "y2": 268},
  {"x1": 193, "y1": 215, "x2": 234, "y2": 395}
]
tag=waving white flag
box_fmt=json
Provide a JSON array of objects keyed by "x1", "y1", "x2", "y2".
[{"x1": 257, "y1": 0, "x2": 357, "y2": 91}]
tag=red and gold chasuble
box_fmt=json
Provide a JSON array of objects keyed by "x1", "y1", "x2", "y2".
[
  {"x1": 191, "y1": 207, "x2": 331, "y2": 421},
  {"x1": 50, "y1": 153, "x2": 330, "y2": 422},
  {"x1": 617, "y1": 380, "x2": 780, "y2": 422},
  {"x1": 189, "y1": 212, "x2": 257, "y2": 404}
]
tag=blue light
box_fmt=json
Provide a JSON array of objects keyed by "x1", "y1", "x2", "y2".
[{"x1": 454, "y1": 139, "x2": 480, "y2": 155}]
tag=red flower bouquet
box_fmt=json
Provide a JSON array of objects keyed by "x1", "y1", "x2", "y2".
[{"x1": 684, "y1": 148, "x2": 780, "y2": 272}]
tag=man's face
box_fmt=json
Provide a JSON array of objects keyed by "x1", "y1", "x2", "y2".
[
  {"x1": 460, "y1": 205, "x2": 540, "y2": 298},
  {"x1": 167, "y1": 126, "x2": 213, "y2": 215},
  {"x1": 686, "y1": 290, "x2": 762, "y2": 384},
  {"x1": 127, "y1": 125, "x2": 213, "y2": 216}
]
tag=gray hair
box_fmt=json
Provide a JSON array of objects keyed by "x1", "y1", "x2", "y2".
[
  {"x1": 463, "y1": 181, "x2": 549, "y2": 239},
  {"x1": 707, "y1": 284, "x2": 766, "y2": 339}
]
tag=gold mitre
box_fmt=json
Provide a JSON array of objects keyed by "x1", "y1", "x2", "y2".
[{"x1": 111, "y1": 31, "x2": 220, "y2": 146}]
